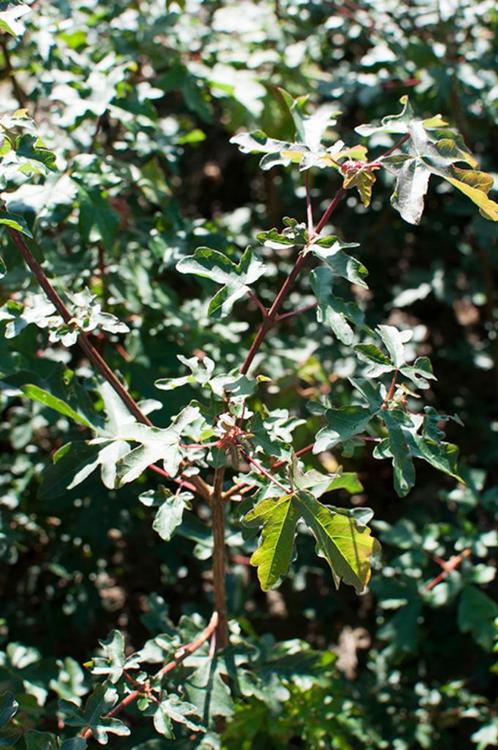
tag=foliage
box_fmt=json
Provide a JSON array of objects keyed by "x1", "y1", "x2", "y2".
[{"x1": 0, "y1": 1, "x2": 496, "y2": 749}]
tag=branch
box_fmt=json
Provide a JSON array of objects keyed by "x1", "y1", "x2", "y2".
[
  {"x1": 376, "y1": 133, "x2": 410, "y2": 161},
  {"x1": 223, "y1": 442, "x2": 314, "y2": 501},
  {"x1": 0, "y1": 40, "x2": 28, "y2": 109},
  {"x1": 277, "y1": 302, "x2": 317, "y2": 323},
  {"x1": 80, "y1": 612, "x2": 219, "y2": 739},
  {"x1": 238, "y1": 446, "x2": 290, "y2": 494},
  {"x1": 6, "y1": 226, "x2": 211, "y2": 501},
  {"x1": 211, "y1": 468, "x2": 229, "y2": 649},
  {"x1": 424, "y1": 549, "x2": 471, "y2": 592},
  {"x1": 239, "y1": 187, "x2": 346, "y2": 375}
]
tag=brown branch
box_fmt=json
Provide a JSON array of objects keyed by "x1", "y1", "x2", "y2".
[
  {"x1": 211, "y1": 467, "x2": 229, "y2": 648},
  {"x1": 80, "y1": 612, "x2": 219, "y2": 740},
  {"x1": 382, "y1": 369, "x2": 398, "y2": 408}
]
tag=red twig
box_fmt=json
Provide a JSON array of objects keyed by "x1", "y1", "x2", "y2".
[
  {"x1": 248, "y1": 289, "x2": 268, "y2": 318},
  {"x1": 79, "y1": 612, "x2": 219, "y2": 740},
  {"x1": 277, "y1": 302, "x2": 318, "y2": 323},
  {"x1": 424, "y1": 549, "x2": 471, "y2": 592},
  {"x1": 238, "y1": 446, "x2": 290, "y2": 494}
]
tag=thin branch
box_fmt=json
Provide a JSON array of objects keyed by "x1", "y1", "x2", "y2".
[
  {"x1": 424, "y1": 549, "x2": 471, "y2": 592},
  {"x1": 376, "y1": 133, "x2": 410, "y2": 161},
  {"x1": 247, "y1": 289, "x2": 268, "y2": 319},
  {"x1": 6, "y1": 226, "x2": 211, "y2": 501},
  {"x1": 277, "y1": 302, "x2": 317, "y2": 323},
  {"x1": 211, "y1": 467, "x2": 229, "y2": 648},
  {"x1": 382, "y1": 369, "x2": 399, "y2": 408},
  {"x1": 80, "y1": 612, "x2": 219, "y2": 739},
  {"x1": 238, "y1": 446, "x2": 290, "y2": 494},
  {"x1": 0, "y1": 40, "x2": 28, "y2": 109}
]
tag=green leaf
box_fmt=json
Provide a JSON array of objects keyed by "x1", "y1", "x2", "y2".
[
  {"x1": 39, "y1": 441, "x2": 102, "y2": 500},
  {"x1": 139, "y1": 486, "x2": 192, "y2": 541},
  {"x1": 76, "y1": 186, "x2": 119, "y2": 248},
  {"x1": 354, "y1": 344, "x2": 394, "y2": 375},
  {"x1": 25, "y1": 731, "x2": 58, "y2": 750},
  {"x1": 60, "y1": 740, "x2": 87, "y2": 750},
  {"x1": 458, "y1": 586, "x2": 498, "y2": 651},
  {"x1": 377, "y1": 325, "x2": 410, "y2": 368},
  {"x1": 0, "y1": 693, "x2": 17, "y2": 727},
  {"x1": 244, "y1": 495, "x2": 300, "y2": 590},
  {"x1": 59, "y1": 685, "x2": 130, "y2": 744},
  {"x1": 314, "y1": 405, "x2": 373, "y2": 453},
  {"x1": 357, "y1": 97, "x2": 497, "y2": 223},
  {"x1": 309, "y1": 239, "x2": 368, "y2": 288},
  {"x1": 22, "y1": 384, "x2": 93, "y2": 428},
  {"x1": 310, "y1": 266, "x2": 363, "y2": 345},
  {"x1": 296, "y1": 491, "x2": 380, "y2": 593},
  {"x1": 400, "y1": 356, "x2": 436, "y2": 390},
  {"x1": 152, "y1": 695, "x2": 204, "y2": 738},
  {"x1": 355, "y1": 95, "x2": 447, "y2": 136},
  {"x1": 90, "y1": 631, "x2": 126, "y2": 684},
  {"x1": 244, "y1": 491, "x2": 379, "y2": 592},
  {"x1": 380, "y1": 412, "x2": 416, "y2": 497},
  {"x1": 184, "y1": 655, "x2": 234, "y2": 722},
  {"x1": 177, "y1": 246, "x2": 265, "y2": 318},
  {"x1": 257, "y1": 218, "x2": 308, "y2": 250},
  {"x1": 279, "y1": 88, "x2": 339, "y2": 151},
  {"x1": 0, "y1": 211, "x2": 32, "y2": 237}
]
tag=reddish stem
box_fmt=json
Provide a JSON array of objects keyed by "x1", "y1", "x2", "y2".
[
  {"x1": 238, "y1": 446, "x2": 290, "y2": 494},
  {"x1": 80, "y1": 612, "x2": 219, "y2": 739},
  {"x1": 277, "y1": 302, "x2": 317, "y2": 323},
  {"x1": 6, "y1": 225, "x2": 211, "y2": 501}
]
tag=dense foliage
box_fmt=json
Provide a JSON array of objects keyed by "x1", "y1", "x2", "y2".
[{"x1": 0, "y1": 1, "x2": 497, "y2": 748}]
